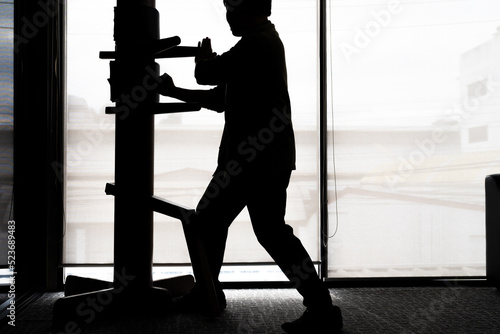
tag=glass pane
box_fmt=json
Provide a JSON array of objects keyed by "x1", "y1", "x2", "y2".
[
  {"x1": 65, "y1": 0, "x2": 116, "y2": 265},
  {"x1": 0, "y1": 4, "x2": 13, "y2": 28},
  {"x1": 65, "y1": 0, "x2": 320, "y2": 280},
  {"x1": 327, "y1": 0, "x2": 500, "y2": 277},
  {"x1": 0, "y1": 2, "x2": 13, "y2": 270}
]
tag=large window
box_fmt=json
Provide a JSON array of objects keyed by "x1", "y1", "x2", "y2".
[
  {"x1": 65, "y1": 0, "x2": 320, "y2": 281},
  {"x1": 0, "y1": 0, "x2": 14, "y2": 285},
  {"x1": 66, "y1": 0, "x2": 500, "y2": 282},
  {"x1": 327, "y1": 0, "x2": 500, "y2": 278}
]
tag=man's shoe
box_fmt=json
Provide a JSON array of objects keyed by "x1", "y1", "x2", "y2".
[
  {"x1": 173, "y1": 285, "x2": 227, "y2": 315},
  {"x1": 281, "y1": 305, "x2": 343, "y2": 333}
]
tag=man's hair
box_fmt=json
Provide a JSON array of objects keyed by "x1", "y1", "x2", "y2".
[{"x1": 224, "y1": 0, "x2": 272, "y2": 16}]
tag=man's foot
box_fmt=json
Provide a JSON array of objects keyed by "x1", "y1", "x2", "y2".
[
  {"x1": 172, "y1": 284, "x2": 227, "y2": 315},
  {"x1": 281, "y1": 305, "x2": 343, "y2": 333}
]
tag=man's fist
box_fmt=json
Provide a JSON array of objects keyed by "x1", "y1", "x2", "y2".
[{"x1": 157, "y1": 73, "x2": 176, "y2": 96}]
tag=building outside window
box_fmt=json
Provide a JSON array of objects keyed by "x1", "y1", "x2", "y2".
[{"x1": 327, "y1": 0, "x2": 500, "y2": 278}]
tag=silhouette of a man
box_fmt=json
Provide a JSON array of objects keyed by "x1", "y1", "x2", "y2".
[{"x1": 159, "y1": 1, "x2": 342, "y2": 332}]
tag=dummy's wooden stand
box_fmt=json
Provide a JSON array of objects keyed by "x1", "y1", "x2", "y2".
[{"x1": 53, "y1": 1, "x2": 219, "y2": 329}]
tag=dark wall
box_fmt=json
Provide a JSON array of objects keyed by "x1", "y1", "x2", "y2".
[{"x1": 14, "y1": 0, "x2": 65, "y2": 294}]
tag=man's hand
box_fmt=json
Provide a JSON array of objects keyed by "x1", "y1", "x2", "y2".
[
  {"x1": 195, "y1": 37, "x2": 217, "y2": 64},
  {"x1": 157, "y1": 73, "x2": 176, "y2": 96}
]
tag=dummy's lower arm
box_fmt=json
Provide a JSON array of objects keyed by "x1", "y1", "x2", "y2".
[
  {"x1": 167, "y1": 86, "x2": 215, "y2": 106},
  {"x1": 158, "y1": 73, "x2": 223, "y2": 112}
]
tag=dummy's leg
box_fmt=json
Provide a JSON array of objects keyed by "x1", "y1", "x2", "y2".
[{"x1": 177, "y1": 171, "x2": 246, "y2": 314}]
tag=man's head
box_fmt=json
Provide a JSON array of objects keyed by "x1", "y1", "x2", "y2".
[
  {"x1": 224, "y1": 0, "x2": 272, "y2": 36},
  {"x1": 224, "y1": 0, "x2": 272, "y2": 16}
]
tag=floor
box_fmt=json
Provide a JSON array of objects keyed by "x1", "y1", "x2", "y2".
[{"x1": 2, "y1": 286, "x2": 500, "y2": 333}]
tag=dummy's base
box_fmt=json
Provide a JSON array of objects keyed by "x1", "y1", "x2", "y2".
[{"x1": 52, "y1": 274, "x2": 195, "y2": 331}]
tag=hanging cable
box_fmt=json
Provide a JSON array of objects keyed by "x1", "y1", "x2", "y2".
[{"x1": 322, "y1": 0, "x2": 340, "y2": 247}]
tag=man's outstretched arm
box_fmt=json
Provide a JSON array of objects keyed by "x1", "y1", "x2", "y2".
[{"x1": 158, "y1": 73, "x2": 224, "y2": 113}]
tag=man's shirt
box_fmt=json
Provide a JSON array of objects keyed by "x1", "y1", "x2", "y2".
[{"x1": 195, "y1": 20, "x2": 296, "y2": 173}]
